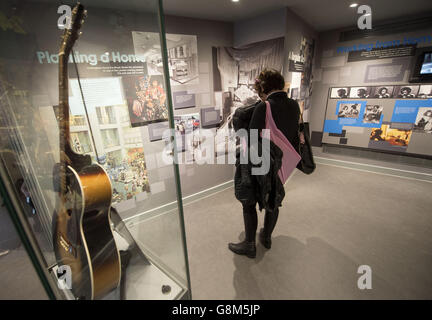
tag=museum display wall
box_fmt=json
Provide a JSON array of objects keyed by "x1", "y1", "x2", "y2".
[
  {"x1": 0, "y1": 4, "x2": 325, "y2": 299},
  {"x1": 309, "y1": 25, "x2": 432, "y2": 158},
  {"x1": 0, "y1": 0, "x2": 192, "y2": 300}
]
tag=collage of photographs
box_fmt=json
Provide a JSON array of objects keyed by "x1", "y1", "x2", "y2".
[
  {"x1": 337, "y1": 102, "x2": 383, "y2": 125},
  {"x1": 330, "y1": 84, "x2": 432, "y2": 99}
]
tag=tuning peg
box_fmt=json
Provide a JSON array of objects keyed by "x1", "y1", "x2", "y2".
[
  {"x1": 81, "y1": 19, "x2": 85, "y2": 25},
  {"x1": 79, "y1": 31, "x2": 83, "y2": 37},
  {"x1": 84, "y1": 10, "x2": 88, "y2": 17}
]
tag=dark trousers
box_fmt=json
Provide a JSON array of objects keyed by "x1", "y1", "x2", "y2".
[{"x1": 242, "y1": 203, "x2": 279, "y2": 242}]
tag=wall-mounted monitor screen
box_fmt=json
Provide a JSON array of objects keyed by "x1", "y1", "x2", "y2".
[
  {"x1": 409, "y1": 47, "x2": 432, "y2": 83},
  {"x1": 420, "y1": 53, "x2": 432, "y2": 75}
]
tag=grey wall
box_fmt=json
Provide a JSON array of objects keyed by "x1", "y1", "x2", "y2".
[
  {"x1": 283, "y1": 8, "x2": 318, "y2": 86},
  {"x1": 309, "y1": 27, "x2": 432, "y2": 136},
  {"x1": 232, "y1": 8, "x2": 319, "y2": 79},
  {"x1": 233, "y1": 9, "x2": 286, "y2": 48},
  {"x1": 0, "y1": 2, "x2": 236, "y2": 221}
]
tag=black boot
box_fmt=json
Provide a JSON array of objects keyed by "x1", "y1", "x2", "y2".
[
  {"x1": 228, "y1": 240, "x2": 256, "y2": 258},
  {"x1": 260, "y1": 208, "x2": 279, "y2": 249},
  {"x1": 259, "y1": 228, "x2": 272, "y2": 249}
]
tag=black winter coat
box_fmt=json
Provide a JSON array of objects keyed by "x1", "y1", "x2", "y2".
[{"x1": 232, "y1": 101, "x2": 286, "y2": 212}]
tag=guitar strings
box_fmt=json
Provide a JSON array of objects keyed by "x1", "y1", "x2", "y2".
[{"x1": 71, "y1": 49, "x2": 100, "y2": 163}]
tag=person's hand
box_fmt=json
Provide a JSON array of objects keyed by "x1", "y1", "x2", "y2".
[{"x1": 299, "y1": 131, "x2": 306, "y2": 144}]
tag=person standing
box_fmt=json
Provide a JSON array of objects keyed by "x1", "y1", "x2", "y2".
[{"x1": 229, "y1": 69, "x2": 300, "y2": 258}]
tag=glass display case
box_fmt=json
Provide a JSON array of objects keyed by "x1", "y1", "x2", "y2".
[{"x1": 0, "y1": 0, "x2": 191, "y2": 300}]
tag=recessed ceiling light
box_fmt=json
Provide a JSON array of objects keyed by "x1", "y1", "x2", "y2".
[
  {"x1": 350, "y1": 3, "x2": 358, "y2": 7},
  {"x1": 232, "y1": 0, "x2": 240, "y2": 2}
]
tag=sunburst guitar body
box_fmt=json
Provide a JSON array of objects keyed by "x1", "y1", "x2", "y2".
[{"x1": 52, "y1": 3, "x2": 120, "y2": 300}]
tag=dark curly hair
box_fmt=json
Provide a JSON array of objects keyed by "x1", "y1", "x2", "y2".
[{"x1": 253, "y1": 68, "x2": 285, "y2": 98}]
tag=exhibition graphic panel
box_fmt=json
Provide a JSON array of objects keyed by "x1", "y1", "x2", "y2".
[{"x1": 323, "y1": 84, "x2": 432, "y2": 156}]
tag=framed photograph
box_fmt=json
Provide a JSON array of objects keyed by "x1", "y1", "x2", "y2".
[
  {"x1": 110, "y1": 147, "x2": 151, "y2": 203},
  {"x1": 348, "y1": 86, "x2": 372, "y2": 99},
  {"x1": 337, "y1": 103, "x2": 361, "y2": 118},
  {"x1": 123, "y1": 75, "x2": 169, "y2": 127},
  {"x1": 394, "y1": 85, "x2": 420, "y2": 99},
  {"x1": 330, "y1": 87, "x2": 350, "y2": 99},
  {"x1": 132, "y1": 32, "x2": 199, "y2": 86},
  {"x1": 363, "y1": 104, "x2": 383, "y2": 124},
  {"x1": 413, "y1": 107, "x2": 432, "y2": 133},
  {"x1": 174, "y1": 113, "x2": 201, "y2": 152},
  {"x1": 418, "y1": 85, "x2": 432, "y2": 99},
  {"x1": 372, "y1": 86, "x2": 394, "y2": 98},
  {"x1": 370, "y1": 124, "x2": 412, "y2": 147}
]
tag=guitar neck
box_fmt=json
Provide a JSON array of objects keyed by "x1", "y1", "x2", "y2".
[
  {"x1": 58, "y1": 50, "x2": 70, "y2": 198},
  {"x1": 57, "y1": 4, "x2": 91, "y2": 198}
]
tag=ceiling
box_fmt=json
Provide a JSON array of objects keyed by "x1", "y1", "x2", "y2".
[
  {"x1": 21, "y1": 0, "x2": 432, "y2": 32},
  {"x1": 162, "y1": 0, "x2": 432, "y2": 31}
]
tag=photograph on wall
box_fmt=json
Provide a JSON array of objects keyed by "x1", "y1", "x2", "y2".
[
  {"x1": 349, "y1": 86, "x2": 372, "y2": 99},
  {"x1": 105, "y1": 147, "x2": 151, "y2": 204},
  {"x1": 174, "y1": 113, "x2": 201, "y2": 153},
  {"x1": 299, "y1": 36, "x2": 315, "y2": 109},
  {"x1": 233, "y1": 84, "x2": 259, "y2": 104},
  {"x1": 372, "y1": 86, "x2": 394, "y2": 98},
  {"x1": 132, "y1": 31, "x2": 199, "y2": 86},
  {"x1": 123, "y1": 74, "x2": 168, "y2": 127},
  {"x1": 413, "y1": 107, "x2": 432, "y2": 133},
  {"x1": 363, "y1": 105, "x2": 383, "y2": 124},
  {"x1": 417, "y1": 85, "x2": 432, "y2": 99},
  {"x1": 330, "y1": 87, "x2": 350, "y2": 99},
  {"x1": 394, "y1": 85, "x2": 420, "y2": 98},
  {"x1": 338, "y1": 103, "x2": 361, "y2": 118},
  {"x1": 216, "y1": 37, "x2": 284, "y2": 105},
  {"x1": 370, "y1": 124, "x2": 412, "y2": 148}
]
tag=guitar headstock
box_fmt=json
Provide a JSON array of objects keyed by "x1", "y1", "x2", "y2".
[{"x1": 60, "y1": 3, "x2": 87, "y2": 58}]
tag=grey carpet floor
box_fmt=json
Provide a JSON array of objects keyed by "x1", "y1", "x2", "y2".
[
  {"x1": 0, "y1": 247, "x2": 48, "y2": 300},
  {"x1": 1, "y1": 162, "x2": 432, "y2": 300},
  {"x1": 183, "y1": 164, "x2": 432, "y2": 299}
]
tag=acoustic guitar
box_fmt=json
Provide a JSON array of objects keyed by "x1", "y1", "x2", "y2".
[{"x1": 52, "y1": 3, "x2": 121, "y2": 300}]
